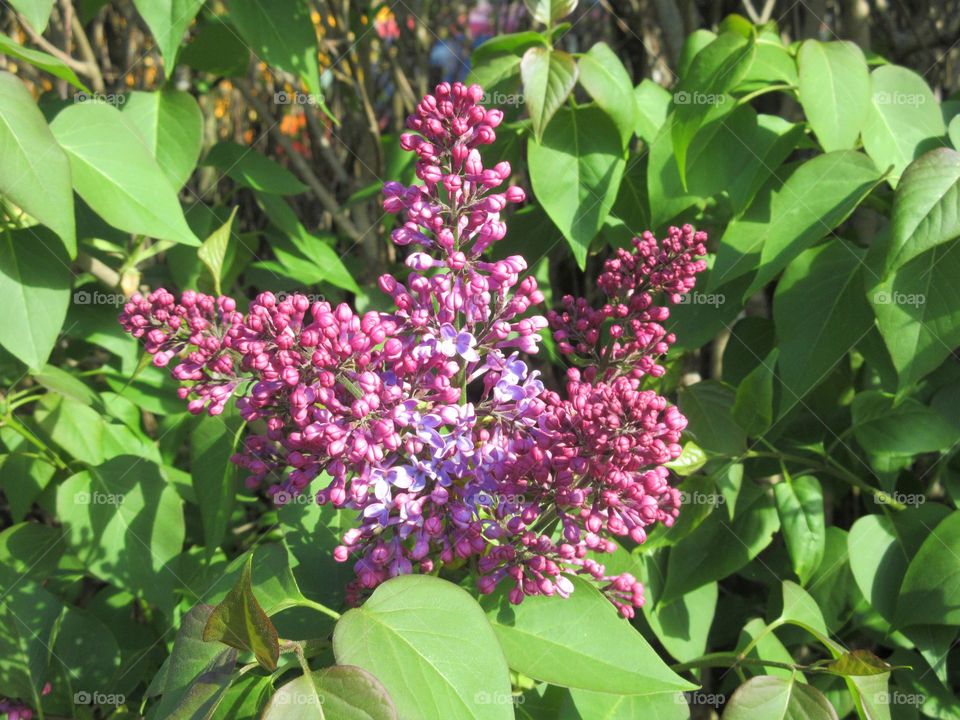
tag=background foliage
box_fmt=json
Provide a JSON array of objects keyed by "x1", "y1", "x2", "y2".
[{"x1": 2, "y1": 0, "x2": 960, "y2": 719}]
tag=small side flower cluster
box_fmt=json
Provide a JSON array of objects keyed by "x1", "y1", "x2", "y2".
[{"x1": 120, "y1": 82, "x2": 706, "y2": 616}]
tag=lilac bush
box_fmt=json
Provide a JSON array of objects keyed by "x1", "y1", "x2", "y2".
[{"x1": 120, "y1": 81, "x2": 706, "y2": 617}]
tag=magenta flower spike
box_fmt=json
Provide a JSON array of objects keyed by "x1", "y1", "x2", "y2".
[{"x1": 120, "y1": 81, "x2": 707, "y2": 616}]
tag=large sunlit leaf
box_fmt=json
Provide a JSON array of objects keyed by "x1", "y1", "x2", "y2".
[
  {"x1": 797, "y1": 40, "x2": 870, "y2": 152},
  {"x1": 898, "y1": 511, "x2": 960, "y2": 627},
  {"x1": 862, "y1": 65, "x2": 946, "y2": 186},
  {"x1": 49, "y1": 103, "x2": 199, "y2": 246},
  {"x1": 123, "y1": 89, "x2": 204, "y2": 189},
  {"x1": 0, "y1": 227, "x2": 71, "y2": 370},
  {"x1": 334, "y1": 575, "x2": 513, "y2": 720},
  {"x1": 0, "y1": 72, "x2": 76, "y2": 256},
  {"x1": 132, "y1": 0, "x2": 205, "y2": 71},
  {"x1": 483, "y1": 574, "x2": 695, "y2": 695},
  {"x1": 528, "y1": 105, "x2": 626, "y2": 269},
  {"x1": 520, "y1": 46, "x2": 578, "y2": 140}
]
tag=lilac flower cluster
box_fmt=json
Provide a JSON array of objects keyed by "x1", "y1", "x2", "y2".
[{"x1": 120, "y1": 82, "x2": 706, "y2": 616}]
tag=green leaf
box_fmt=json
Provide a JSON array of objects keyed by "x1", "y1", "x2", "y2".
[
  {"x1": 468, "y1": 32, "x2": 544, "y2": 94},
  {"x1": 898, "y1": 511, "x2": 960, "y2": 627},
  {"x1": 198, "y1": 207, "x2": 238, "y2": 295},
  {"x1": 205, "y1": 140, "x2": 308, "y2": 194},
  {"x1": 255, "y1": 193, "x2": 359, "y2": 292},
  {"x1": 262, "y1": 666, "x2": 398, "y2": 720},
  {"x1": 660, "y1": 481, "x2": 779, "y2": 603},
  {"x1": 520, "y1": 46, "x2": 578, "y2": 140},
  {"x1": 147, "y1": 605, "x2": 239, "y2": 720},
  {"x1": 0, "y1": 581, "x2": 62, "y2": 704},
  {"x1": 560, "y1": 689, "x2": 690, "y2": 719},
  {"x1": 797, "y1": 40, "x2": 870, "y2": 152},
  {"x1": 8, "y1": 0, "x2": 55, "y2": 32},
  {"x1": 671, "y1": 31, "x2": 755, "y2": 186},
  {"x1": 634, "y1": 80, "x2": 671, "y2": 144},
  {"x1": 732, "y1": 348, "x2": 777, "y2": 436},
  {"x1": 774, "y1": 476, "x2": 826, "y2": 586},
  {"x1": 862, "y1": 65, "x2": 946, "y2": 186},
  {"x1": 723, "y1": 676, "x2": 839, "y2": 720},
  {"x1": 49, "y1": 103, "x2": 200, "y2": 246},
  {"x1": 0, "y1": 522, "x2": 64, "y2": 584},
  {"x1": 848, "y1": 505, "x2": 950, "y2": 623},
  {"x1": 645, "y1": 578, "x2": 718, "y2": 663},
  {"x1": 0, "y1": 227, "x2": 71, "y2": 370},
  {"x1": 678, "y1": 381, "x2": 745, "y2": 456},
  {"x1": 825, "y1": 651, "x2": 898, "y2": 678},
  {"x1": 227, "y1": 0, "x2": 321, "y2": 97},
  {"x1": 774, "y1": 242, "x2": 873, "y2": 405},
  {"x1": 523, "y1": 0, "x2": 577, "y2": 26},
  {"x1": 191, "y1": 408, "x2": 242, "y2": 551},
  {"x1": 180, "y1": 17, "x2": 251, "y2": 77},
  {"x1": 333, "y1": 575, "x2": 513, "y2": 720},
  {"x1": 123, "y1": 89, "x2": 204, "y2": 190},
  {"x1": 871, "y1": 237, "x2": 960, "y2": 389},
  {"x1": 852, "y1": 391, "x2": 956, "y2": 456},
  {"x1": 528, "y1": 105, "x2": 625, "y2": 269},
  {"x1": 482, "y1": 574, "x2": 694, "y2": 695},
  {"x1": 577, "y1": 42, "x2": 636, "y2": 145},
  {"x1": 950, "y1": 115, "x2": 960, "y2": 149},
  {"x1": 203, "y1": 542, "x2": 306, "y2": 615},
  {"x1": 0, "y1": 72, "x2": 76, "y2": 256},
  {"x1": 664, "y1": 441, "x2": 707, "y2": 477},
  {"x1": 0, "y1": 453, "x2": 55, "y2": 521},
  {"x1": 882, "y1": 148, "x2": 960, "y2": 274},
  {"x1": 743, "y1": 151, "x2": 882, "y2": 296},
  {"x1": 55, "y1": 456, "x2": 185, "y2": 615},
  {"x1": 0, "y1": 32, "x2": 89, "y2": 90},
  {"x1": 203, "y1": 555, "x2": 280, "y2": 671},
  {"x1": 54, "y1": 606, "x2": 122, "y2": 695},
  {"x1": 132, "y1": 0, "x2": 205, "y2": 71}
]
